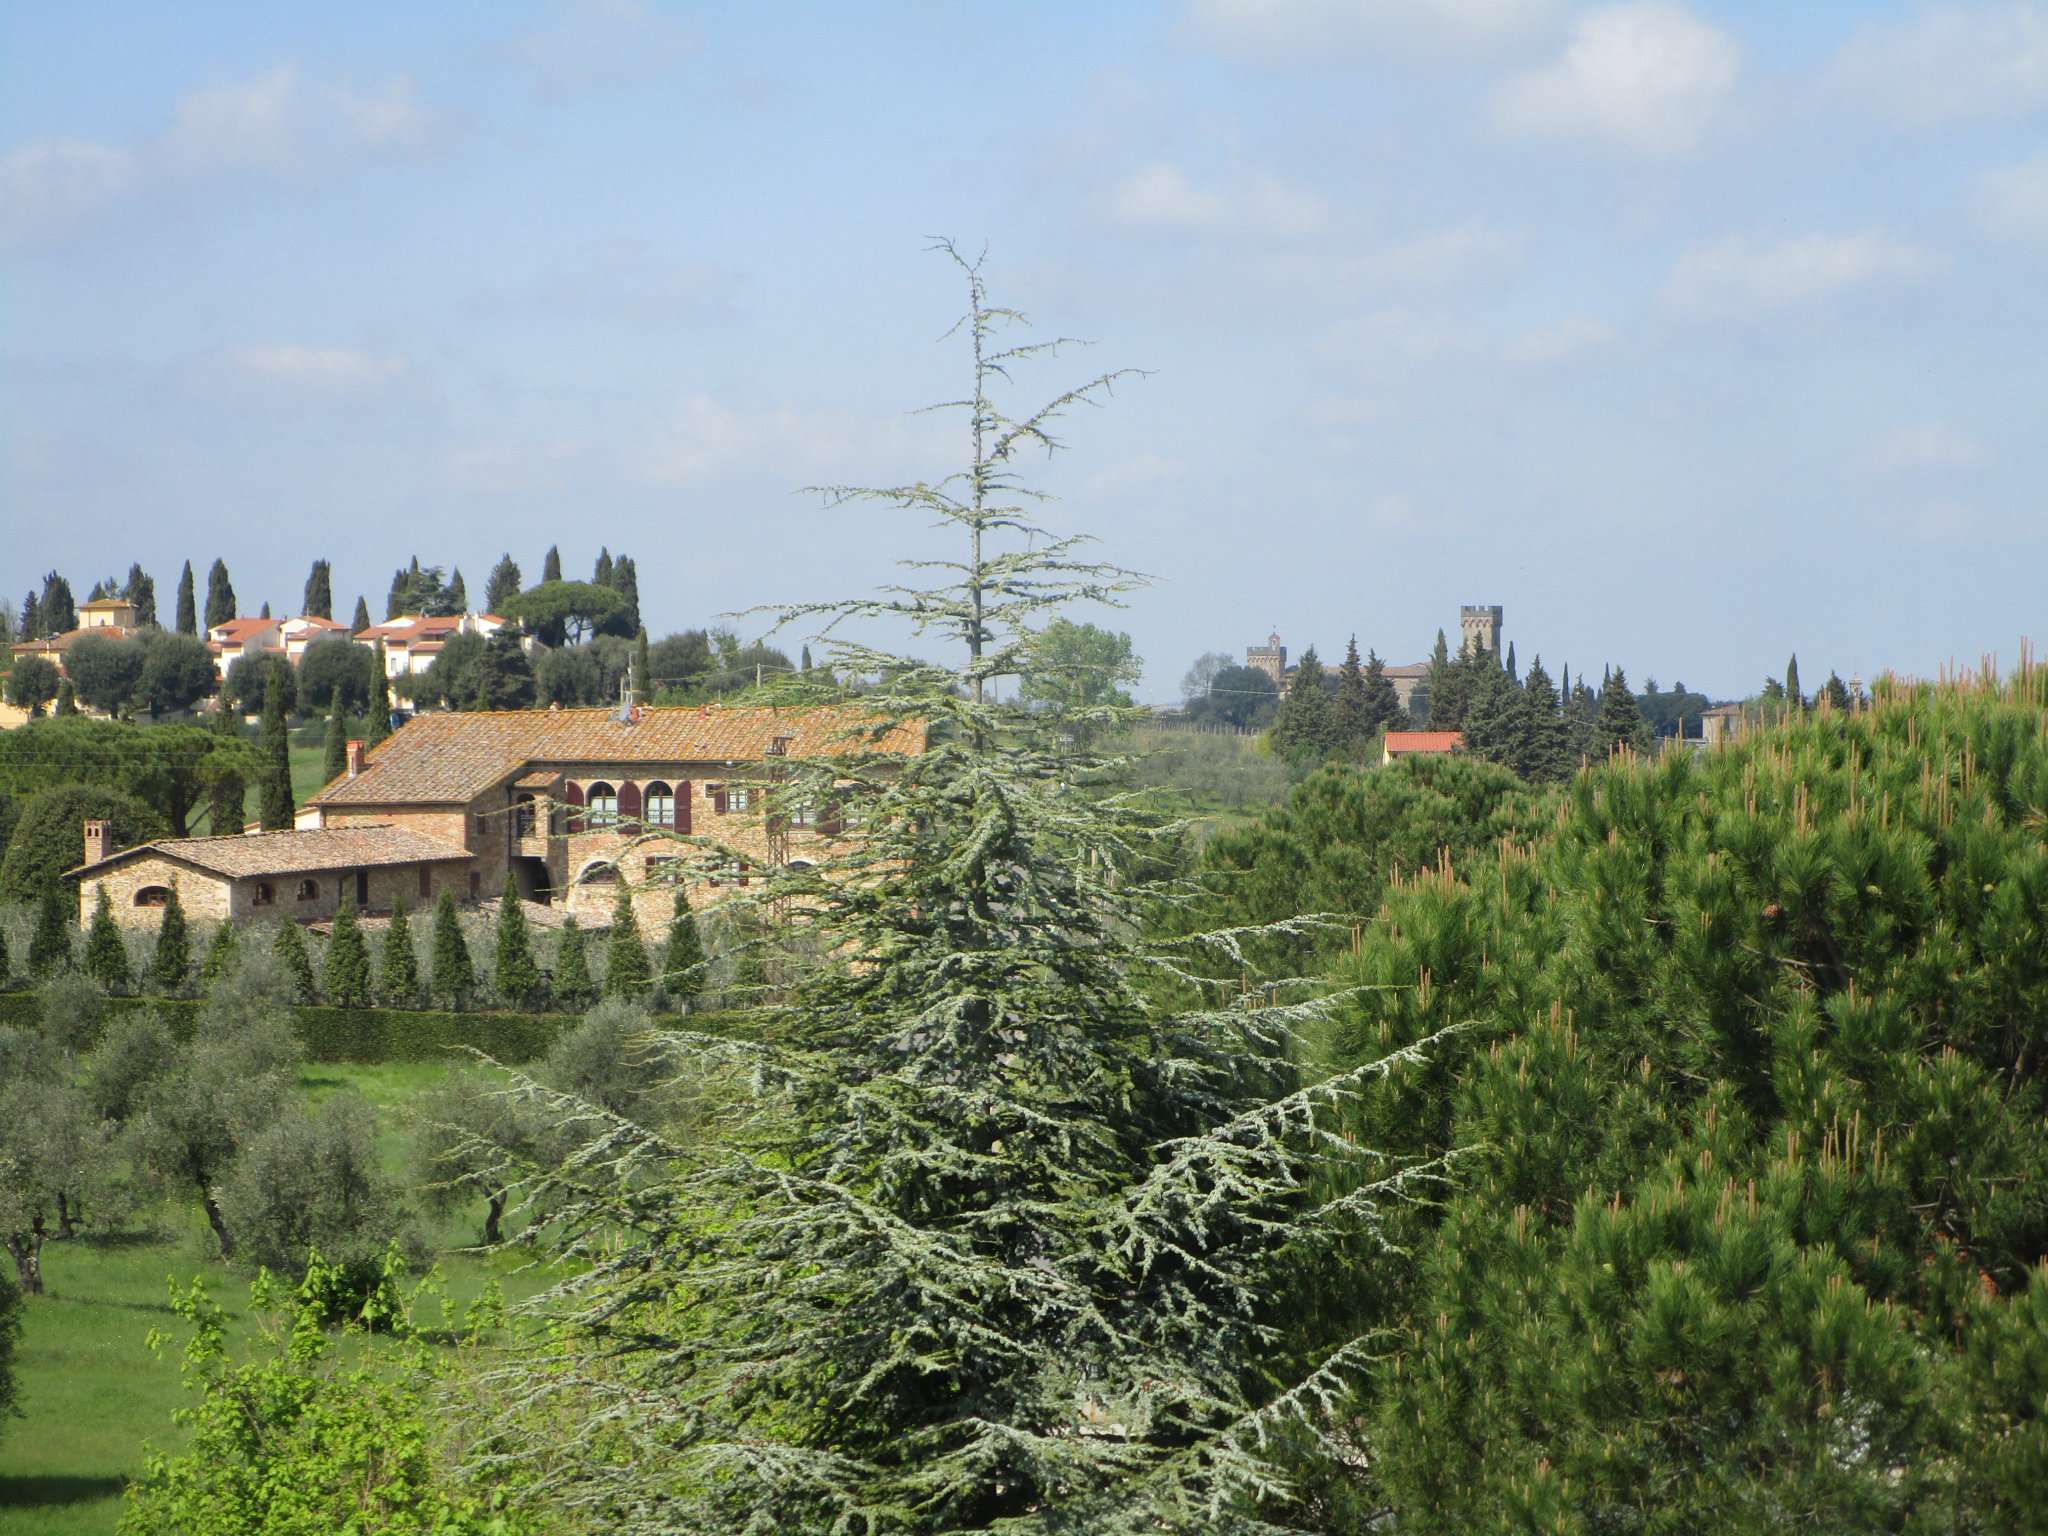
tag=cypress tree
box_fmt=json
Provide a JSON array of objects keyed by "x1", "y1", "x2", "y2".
[
  {"x1": 430, "y1": 890, "x2": 475, "y2": 1010},
  {"x1": 322, "y1": 894, "x2": 372, "y2": 1007},
  {"x1": 541, "y1": 544, "x2": 562, "y2": 583},
  {"x1": 485, "y1": 553, "x2": 522, "y2": 615},
  {"x1": 1785, "y1": 653, "x2": 1803, "y2": 709},
  {"x1": 199, "y1": 919, "x2": 238, "y2": 987},
  {"x1": 207, "y1": 697, "x2": 245, "y2": 836},
  {"x1": 175, "y1": 561, "x2": 197, "y2": 635},
  {"x1": 1271, "y1": 643, "x2": 1335, "y2": 759},
  {"x1": 29, "y1": 884, "x2": 73, "y2": 977},
  {"x1": 602, "y1": 880, "x2": 650, "y2": 998},
  {"x1": 493, "y1": 873, "x2": 543, "y2": 1009},
  {"x1": 448, "y1": 566, "x2": 467, "y2": 612},
  {"x1": 663, "y1": 884, "x2": 705, "y2": 1008},
  {"x1": 204, "y1": 558, "x2": 235, "y2": 630},
  {"x1": 84, "y1": 884, "x2": 132, "y2": 992},
  {"x1": 323, "y1": 699, "x2": 347, "y2": 784},
  {"x1": 801, "y1": 644, "x2": 814, "y2": 675},
  {"x1": 272, "y1": 920, "x2": 316, "y2": 1002},
  {"x1": 19, "y1": 589, "x2": 39, "y2": 641},
  {"x1": 303, "y1": 559, "x2": 332, "y2": 619},
  {"x1": 592, "y1": 547, "x2": 613, "y2": 588},
  {"x1": 365, "y1": 642, "x2": 392, "y2": 745},
  {"x1": 124, "y1": 562, "x2": 158, "y2": 627},
  {"x1": 1596, "y1": 664, "x2": 1652, "y2": 756},
  {"x1": 54, "y1": 680, "x2": 78, "y2": 716},
  {"x1": 1504, "y1": 639, "x2": 1517, "y2": 680},
  {"x1": 552, "y1": 915, "x2": 595, "y2": 1009},
  {"x1": 258, "y1": 666, "x2": 294, "y2": 830},
  {"x1": 633, "y1": 628, "x2": 651, "y2": 703},
  {"x1": 151, "y1": 879, "x2": 191, "y2": 994},
  {"x1": 610, "y1": 555, "x2": 641, "y2": 635},
  {"x1": 1360, "y1": 648, "x2": 1404, "y2": 736},
  {"x1": 1420, "y1": 627, "x2": 1452, "y2": 725},
  {"x1": 351, "y1": 595, "x2": 371, "y2": 633},
  {"x1": 1332, "y1": 635, "x2": 1370, "y2": 754},
  {"x1": 379, "y1": 895, "x2": 420, "y2": 1006}
]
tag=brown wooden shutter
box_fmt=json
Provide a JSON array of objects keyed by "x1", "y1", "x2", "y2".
[
  {"x1": 712, "y1": 784, "x2": 727, "y2": 815},
  {"x1": 677, "y1": 780, "x2": 692, "y2": 833},
  {"x1": 564, "y1": 779, "x2": 585, "y2": 833},
  {"x1": 618, "y1": 780, "x2": 641, "y2": 822}
]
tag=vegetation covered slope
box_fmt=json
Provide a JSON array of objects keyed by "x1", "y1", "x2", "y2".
[{"x1": 1303, "y1": 669, "x2": 2048, "y2": 1531}]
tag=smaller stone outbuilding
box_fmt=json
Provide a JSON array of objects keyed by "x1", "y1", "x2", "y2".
[{"x1": 64, "y1": 819, "x2": 473, "y2": 928}]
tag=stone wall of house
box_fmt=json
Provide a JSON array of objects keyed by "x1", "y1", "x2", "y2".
[
  {"x1": 77, "y1": 856, "x2": 232, "y2": 928},
  {"x1": 226, "y1": 860, "x2": 468, "y2": 925}
]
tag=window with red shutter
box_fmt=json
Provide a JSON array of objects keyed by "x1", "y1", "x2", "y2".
[
  {"x1": 711, "y1": 784, "x2": 728, "y2": 815},
  {"x1": 677, "y1": 780, "x2": 692, "y2": 833},
  {"x1": 618, "y1": 780, "x2": 642, "y2": 823},
  {"x1": 564, "y1": 779, "x2": 585, "y2": 833}
]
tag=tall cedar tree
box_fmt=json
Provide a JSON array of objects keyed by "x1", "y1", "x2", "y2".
[
  {"x1": 493, "y1": 874, "x2": 544, "y2": 1009},
  {"x1": 365, "y1": 642, "x2": 392, "y2": 745},
  {"x1": 1517, "y1": 656, "x2": 1571, "y2": 783},
  {"x1": 29, "y1": 884, "x2": 72, "y2": 977},
  {"x1": 1458, "y1": 659, "x2": 1533, "y2": 777},
  {"x1": 1359, "y1": 648, "x2": 1405, "y2": 736},
  {"x1": 601, "y1": 880, "x2": 650, "y2": 998},
  {"x1": 551, "y1": 915, "x2": 595, "y2": 1010},
  {"x1": 1272, "y1": 642, "x2": 1335, "y2": 759},
  {"x1": 1332, "y1": 636, "x2": 1370, "y2": 753},
  {"x1": 472, "y1": 626, "x2": 537, "y2": 710},
  {"x1": 257, "y1": 667, "x2": 294, "y2": 830},
  {"x1": 429, "y1": 890, "x2": 475, "y2": 1010},
  {"x1": 175, "y1": 561, "x2": 197, "y2": 635},
  {"x1": 124, "y1": 563, "x2": 157, "y2": 627},
  {"x1": 203, "y1": 559, "x2": 235, "y2": 631},
  {"x1": 321, "y1": 894, "x2": 372, "y2": 1007},
  {"x1": 379, "y1": 895, "x2": 420, "y2": 1005},
  {"x1": 485, "y1": 553, "x2": 522, "y2": 614},
  {"x1": 302, "y1": 559, "x2": 332, "y2": 620},
  {"x1": 663, "y1": 883, "x2": 705, "y2": 1007},
  {"x1": 152, "y1": 880, "x2": 191, "y2": 994},
  {"x1": 485, "y1": 244, "x2": 1438, "y2": 1534},
  {"x1": 40, "y1": 573, "x2": 76, "y2": 636},
  {"x1": 1824, "y1": 669, "x2": 1852, "y2": 711},
  {"x1": 323, "y1": 701, "x2": 347, "y2": 784},
  {"x1": 351, "y1": 595, "x2": 370, "y2": 632},
  {"x1": 271, "y1": 921, "x2": 315, "y2": 1003},
  {"x1": 541, "y1": 544, "x2": 562, "y2": 583},
  {"x1": 84, "y1": 884, "x2": 132, "y2": 992},
  {"x1": 1596, "y1": 664, "x2": 1652, "y2": 756},
  {"x1": 199, "y1": 919, "x2": 237, "y2": 987},
  {"x1": 207, "y1": 698, "x2": 245, "y2": 835}
]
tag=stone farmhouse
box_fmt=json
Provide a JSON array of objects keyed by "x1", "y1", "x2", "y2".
[{"x1": 66, "y1": 702, "x2": 926, "y2": 932}]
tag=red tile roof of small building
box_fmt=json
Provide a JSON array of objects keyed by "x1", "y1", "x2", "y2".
[
  {"x1": 64, "y1": 824, "x2": 473, "y2": 881},
  {"x1": 1384, "y1": 730, "x2": 1464, "y2": 754}
]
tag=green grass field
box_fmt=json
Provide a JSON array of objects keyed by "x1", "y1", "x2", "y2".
[{"x1": 0, "y1": 1059, "x2": 545, "y2": 1536}]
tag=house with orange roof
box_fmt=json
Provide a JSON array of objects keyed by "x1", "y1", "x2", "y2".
[
  {"x1": 353, "y1": 612, "x2": 541, "y2": 677},
  {"x1": 1382, "y1": 730, "x2": 1463, "y2": 766}
]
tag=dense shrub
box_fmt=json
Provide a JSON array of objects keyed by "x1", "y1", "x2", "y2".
[{"x1": 0, "y1": 783, "x2": 168, "y2": 904}]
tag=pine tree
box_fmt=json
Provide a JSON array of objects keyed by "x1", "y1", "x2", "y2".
[
  {"x1": 365, "y1": 642, "x2": 392, "y2": 745},
  {"x1": 1595, "y1": 664, "x2": 1652, "y2": 756},
  {"x1": 1360, "y1": 648, "x2": 1404, "y2": 736},
  {"x1": 351, "y1": 595, "x2": 371, "y2": 633},
  {"x1": 258, "y1": 667, "x2": 294, "y2": 830},
  {"x1": 272, "y1": 920, "x2": 316, "y2": 1002},
  {"x1": 84, "y1": 884, "x2": 132, "y2": 992},
  {"x1": 379, "y1": 896, "x2": 421, "y2": 1006},
  {"x1": 1271, "y1": 643, "x2": 1335, "y2": 759},
  {"x1": 602, "y1": 881, "x2": 650, "y2": 998},
  {"x1": 204, "y1": 558, "x2": 236, "y2": 630},
  {"x1": 207, "y1": 698, "x2": 245, "y2": 835},
  {"x1": 29, "y1": 885, "x2": 72, "y2": 977},
  {"x1": 430, "y1": 890, "x2": 475, "y2": 1010},
  {"x1": 175, "y1": 561, "x2": 197, "y2": 635},
  {"x1": 124, "y1": 562, "x2": 158, "y2": 627},
  {"x1": 40, "y1": 572, "x2": 77, "y2": 635},
  {"x1": 1420, "y1": 627, "x2": 1452, "y2": 725},
  {"x1": 19, "y1": 590, "x2": 39, "y2": 641},
  {"x1": 542, "y1": 544, "x2": 562, "y2": 583},
  {"x1": 320, "y1": 895, "x2": 371, "y2": 1007},
  {"x1": 493, "y1": 874, "x2": 543, "y2": 1009},
  {"x1": 447, "y1": 566, "x2": 467, "y2": 612},
  {"x1": 1824, "y1": 670, "x2": 1851, "y2": 712},
  {"x1": 471, "y1": 627, "x2": 536, "y2": 710},
  {"x1": 152, "y1": 879, "x2": 191, "y2": 994},
  {"x1": 1518, "y1": 656, "x2": 1571, "y2": 783},
  {"x1": 199, "y1": 919, "x2": 238, "y2": 987},
  {"x1": 609, "y1": 555, "x2": 641, "y2": 636},
  {"x1": 551, "y1": 915, "x2": 595, "y2": 1010},
  {"x1": 303, "y1": 559, "x2": 332, "y2": 620},
  {"x1": 1459, "y1": 659, "x2": 1534, "y2": 776},
  {"x1": 323, "y1": 700, "x2": 347, "y2": 784},
  {"x1": 592, "y1": 547, "x2": 613, "y2": 588},
  {"x1": 1785, "y1": 653, "x2": 1802, "y2": 709},
  {"x1": 1332, "y1": 635, "x2": 1370, "y2": 754},
  {"x1": 663, "y1": 884, "x2": 705, "y2": 1008},
  {"x1": 485, "y1": 553, "x2": 522, "y2": 615}
]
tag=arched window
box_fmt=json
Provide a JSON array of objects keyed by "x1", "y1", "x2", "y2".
[
  {"x1": 134, "y1": 886, "x2": 171, "y2": 908},
  {"x1": 644, "y1": 781, "x2": 675, "y2": 828},
  {"x1": 575, "y1": 859, "x2": 619, "y2": 885},
  {"x1": 254, "y1": 881, "x2": 275, "y2": 906},
  {"x1": 296, "y1": 878, "x2": 319, "y2": 902},
  {"x1": 515, "y1": 793, "x2": 536, "y2": 837},
  {"x1": 586, "y1": 781, "x2": 618, "y2": 826}
]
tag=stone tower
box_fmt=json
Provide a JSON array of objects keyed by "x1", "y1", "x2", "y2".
[
  {"x1": 1246, "y1": 632, "x2": 1287, "y2": 685},
  {"x1": 1459, "y1": 604, "x2": 1503, "y2": 658}
]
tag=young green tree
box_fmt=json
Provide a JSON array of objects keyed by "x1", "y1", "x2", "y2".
[
  {"x1": 1016, "y1": 617, "x2": 1141, "y2": 729},
  {"x1": 365, "y1": 641, "x2": 392, "y2": 746},
  {"x1": 1823, "y1": 669, "x2": 1852, "y2": 712},
  {"x1": 302, "y1": 558, "x2": 332, "y2": 620},
  {"x1": 203, "y1": 558, "x2": 236, "y2": 631},
  {"x1": 151, "y1": 879, "x2": 191, "y2": 994},
  {"x1": 52, "y1": 680, "x2": 78, "y2": 717},
  {"x1": 4, "y1": 655, "x2": 58, "y2": 716},
  {"x1": 1419, "y1": 627, "x2": 1452, "y2": 725},
  {"x1": 28, "y1": 884, "x2": 72, "y2": 978},
  {"x1": 379, "y1": 894, "x2": 421, "y2": 1006},
  {"x1": 175, "y1": 560, "x2": 197, "y2": 635},
  {"x1": 322, "y1": 895, "x2": 372, "y2": 1008},
  {"x1": 257, "y1": 666, "x2": 294, "y2": 830},
  {"x1": 350, "y1": 594, "x2": 371, "y2": 632},
  {"x1": 1516, "y1": 655, "x2": 1571, "y2": 782},
  {"x1": 484, "y1": 246, "x2": 1436, "y2": 1534},
  {"x1": 551, "y1": 915, "x2": 595, "y2": 1010},
  {"x1": 198, "y1": 919, "x2": 237, "y2": 988},
  {"x1": 633, "y1": 627, "x2": 652, "y2": 702},
  {"x1": 601, "y1": 880, "x2": 650, "y2": 998},
  {"x1": 323, "y1": 698, "x2": 348, "y2": 785},
  {"x1": 272, "y1": 921, "x2": 316, "y2": 1003},
  {"x1": 1785, "y1": 652, "x2": 1803, "y2": 708},
  {"x1": 663, "y1": 884, "x2": 705, "y2": 1009},
  {"x1": 492, "y1": 873, "x2": 543, "y2": 1010},
  {"x1": 430, "y1": 890, "x2": 475, "y2": 1010}
]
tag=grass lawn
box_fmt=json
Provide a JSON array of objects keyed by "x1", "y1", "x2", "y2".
[{"x1": 0, "y1": 1058, "x2": 550, "y2": 1536}]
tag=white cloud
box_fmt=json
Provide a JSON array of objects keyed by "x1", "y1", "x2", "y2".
[
  {"x1": 1826, "y1": 3, "x2": 2048, "y2": 127},
  {"x1": 0, "y1": 140, "x2": 136, "y2": 248},
  {"x1": 330, "y1": 76, "x2": 435, "y2": 152},
  {"x1": 227, "y1": 345, "x2": 408, "y2": 390},
  {"x1": 164, "y1": 65, "x2": 301, "y2": 174},
  {"x1": 1185, "y1": 0, "x2": 1558, "y2": 59},
  {"x1": 1374, "y1": 220, "x2": 1524, "y2": 285},
  {"x1": 1663, "y1": 232, "x2": 1938, "y2": 318},
  {"x1": 1494, "y1": 2, "x2": 1739, "y2": 156},
  {"x1": 1863, "y1": 424, "x2": 1986, "y2": 473},
  {"x1": 1112, "y1": 163, "x2": 1229, "y2": 228},
  {"x1": 1245, "y1": 174, "x2": 1330, "y2": 236},
  {"x1": 1975, "y1": 151, "x2": 2048, "y2": 245},
  {"x1": 1504, "y1": 316, "x2": 1614, "y2": 364}
]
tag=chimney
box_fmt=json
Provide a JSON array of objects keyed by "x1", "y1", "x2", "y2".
[
  {"x1": 83, "y1": 819, "x2": 111, "y2": 866},
  {"x1": 345, "y1": 739, "x2": 364, "y2": 778}
]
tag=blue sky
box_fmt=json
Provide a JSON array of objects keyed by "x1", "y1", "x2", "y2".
[{"x1": 4, "y1": 1, "x2": 2045, "y2": 701}]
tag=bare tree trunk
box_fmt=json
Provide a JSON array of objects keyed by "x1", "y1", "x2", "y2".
[
  {"x1": 484, "y1": 1189, "x2": 505, "y2": 1247},
  {"x1": 55, "y1": 1190, "x2": 77, "y2": 1239},
  {"x1": 7, "y1": 1223, "x2": 45, "y2": 1296},
  {"x1": 200, "y1": 1187, "x2": 234, "y2": 1261}
]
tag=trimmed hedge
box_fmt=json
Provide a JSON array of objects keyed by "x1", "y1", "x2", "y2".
[{"x1": 0, "y1": 990, "x2": 729, "y2": 1065}]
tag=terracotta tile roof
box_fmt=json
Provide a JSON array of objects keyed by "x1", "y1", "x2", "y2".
[
  {"x1": 1382, "y1": 663, "x2": 1431, "y2": 679},
  {"x1": 285, "y1": 615, "x2": 348, "y2": 631},
  {"x1": 309, "y1": 704, "x2": 928, "y2": 808},
  {"x1": 514, "y1": 768, "x2": 564, "y2": 788},
  {"x1": 1384, "y1": 730, "x2": 1464, "y2": 754},
  {"x1": 65, "y1": 824, "x2": 473, "y2": 881},
  {"x1": 11, "y1": 627, "x2": 134, "y2": 656}
]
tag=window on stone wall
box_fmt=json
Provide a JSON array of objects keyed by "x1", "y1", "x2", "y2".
[
  {"x1": 726, "y1": 785, "x2": 752, "y2": 813},
  {"x1": 296, "y1": 879, "x2": 319, "y2": 902},
  {"x1": 645, "y1": 855, "x2": 680, "y2": 885},
  {"x1": 644, "y1": 781, "x2": 675, "y2": 827},
  {"x1": 133, "y1": 886, "x2": 170, "y2": 907},
  {"x1": 255, "y1": 882, "x2": 275, "y2": 906},
  {"x1": 577, "y1": 861, "x2": 619, "y2": 885},
  {"x1": 587, "y1": 782, "x2": 618, "y2": 825}
]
